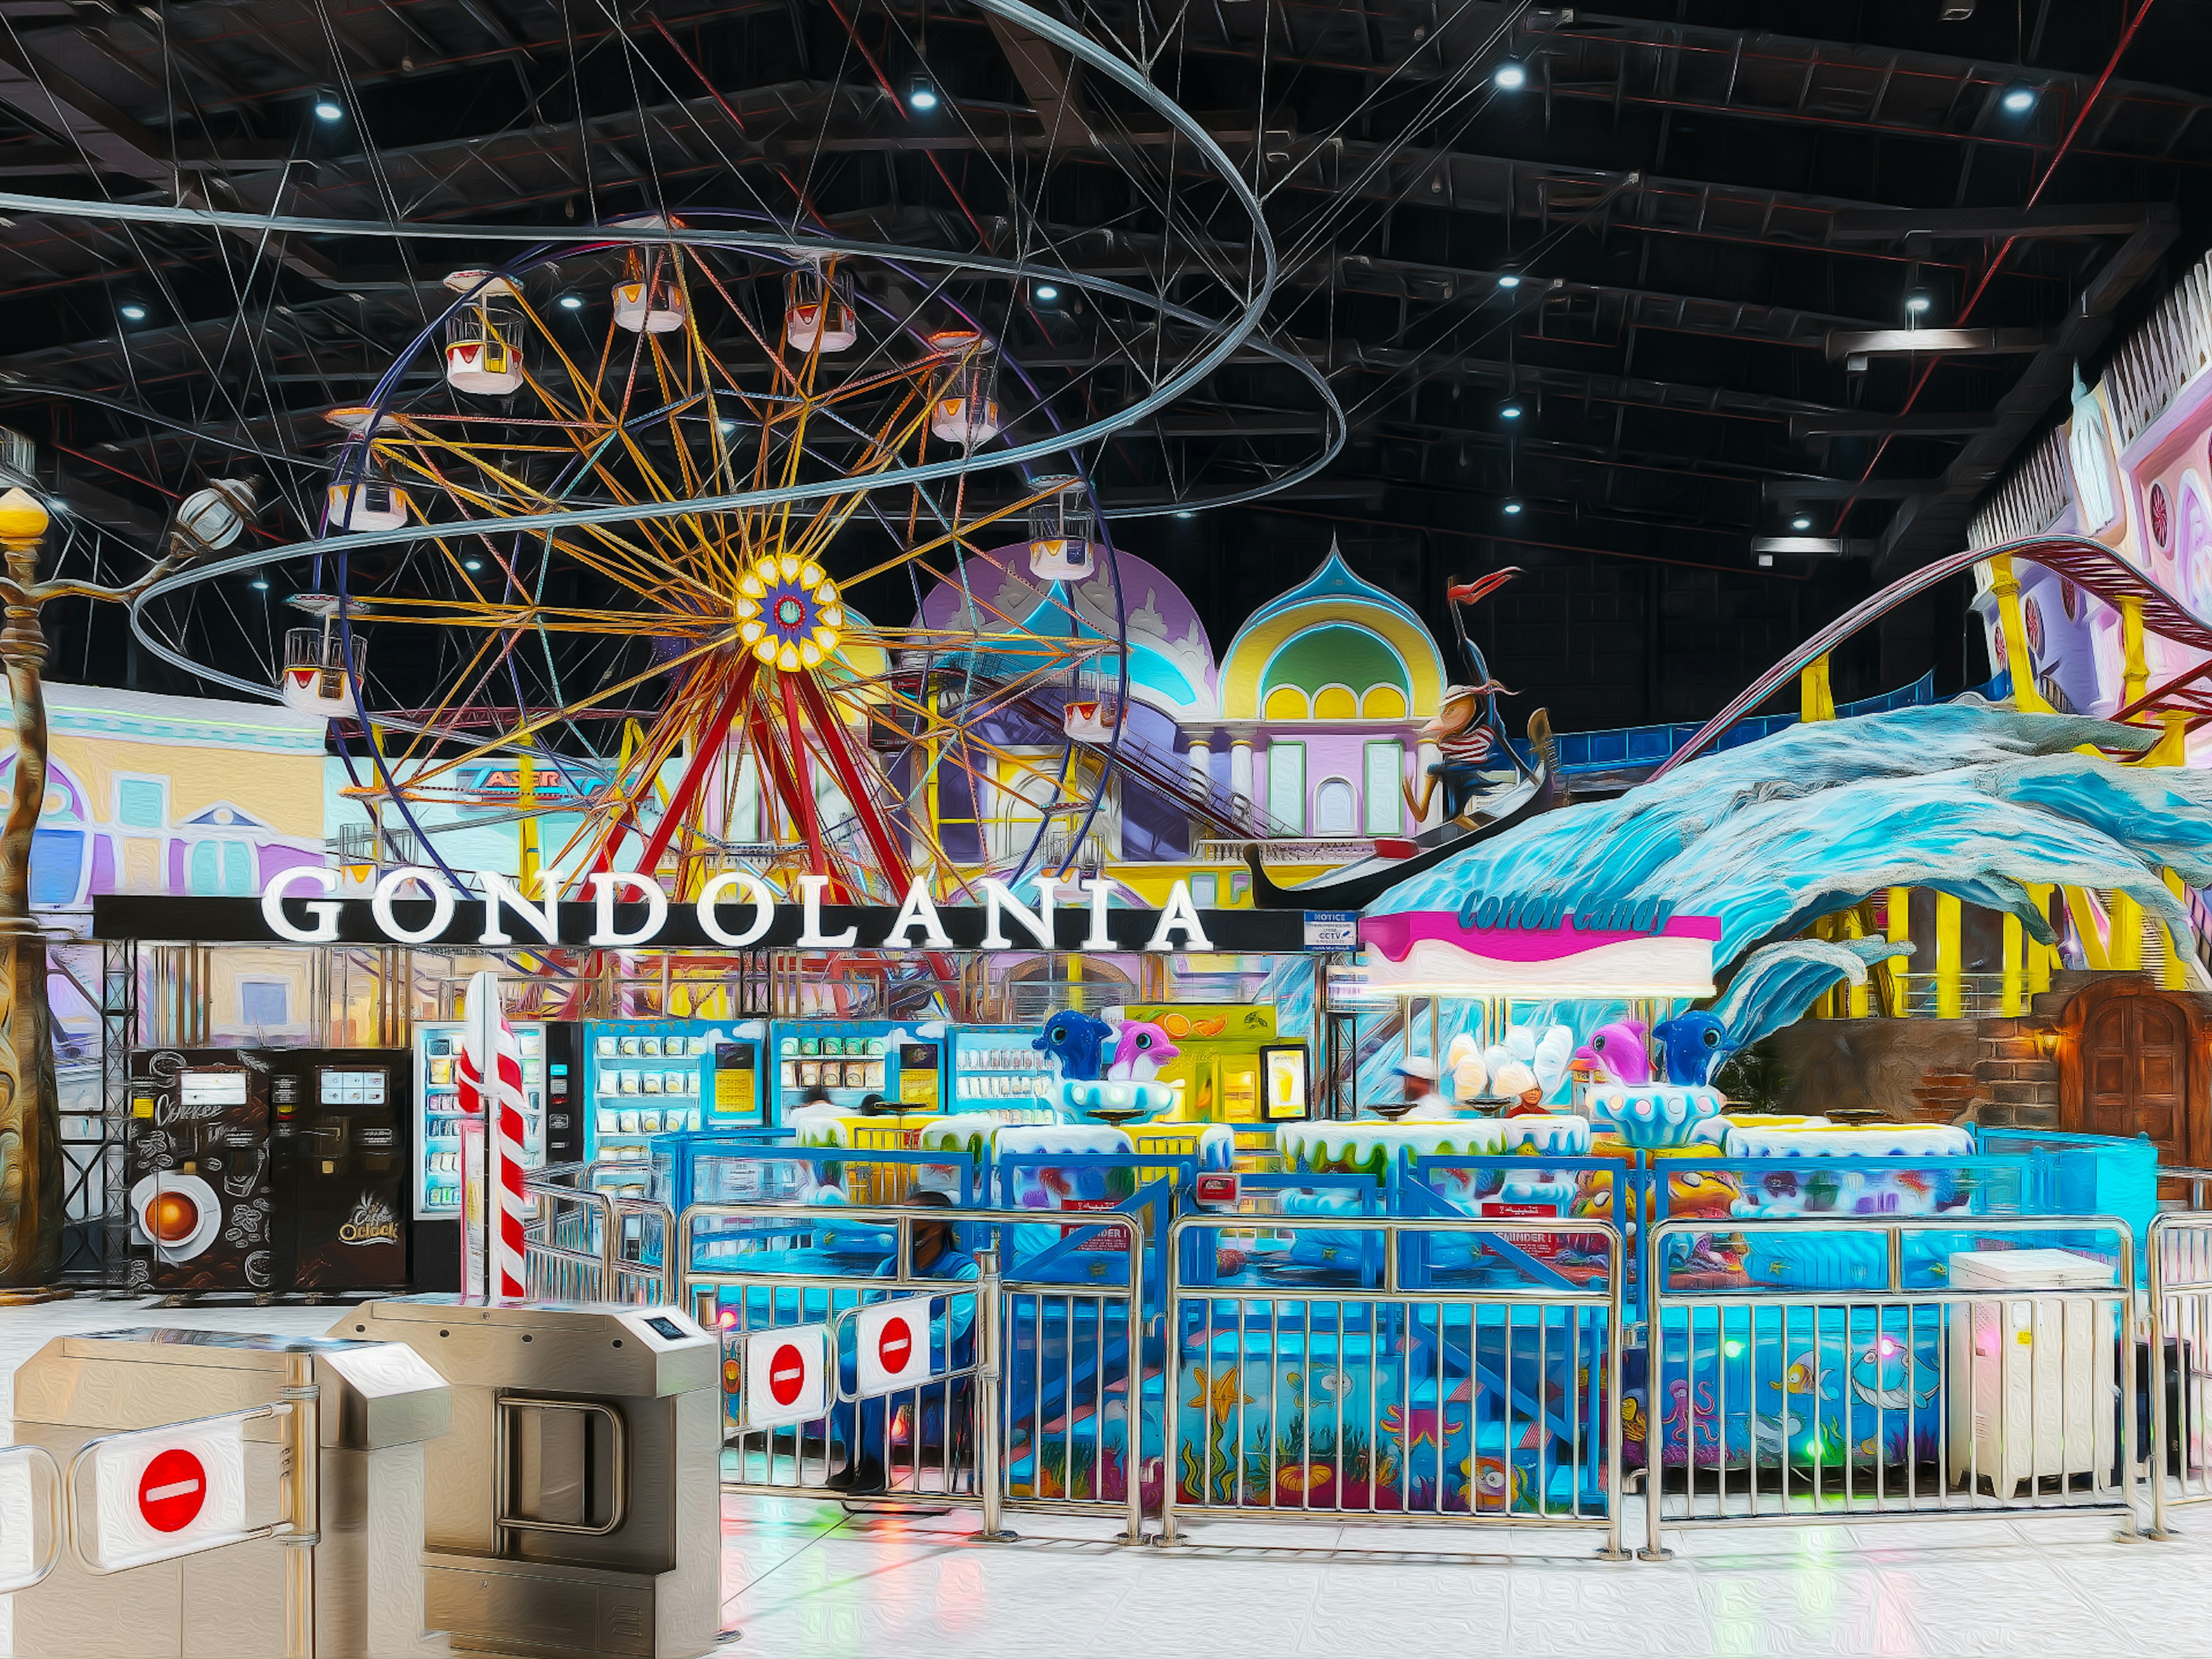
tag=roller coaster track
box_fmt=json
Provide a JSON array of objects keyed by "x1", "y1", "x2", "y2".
[{"x1": 1650, "y1": 535, "x2": 2212, "y2": 783}]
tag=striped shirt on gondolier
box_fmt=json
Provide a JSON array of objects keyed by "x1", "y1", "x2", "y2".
[{"x1": 1438, "y1": 724, "x2": 1495, "y2": 765}]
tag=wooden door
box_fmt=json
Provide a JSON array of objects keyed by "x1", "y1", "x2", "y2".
[{"x1": 2082, "y1": 994, "x2": 2189, "y2": 1157}]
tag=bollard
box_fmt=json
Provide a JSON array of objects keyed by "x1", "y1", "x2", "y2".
[{"x1": 974, "y1": 1247, "x2": 1017, "y2": 1542}]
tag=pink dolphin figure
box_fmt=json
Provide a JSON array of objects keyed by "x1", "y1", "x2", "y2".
[
  {"x1": 1105, "y1": 1020, "x2": 1180, "y2": 1081},
  {"x1": 1572, "y1": 1018, "x2": 1654, "y2": 1085}
]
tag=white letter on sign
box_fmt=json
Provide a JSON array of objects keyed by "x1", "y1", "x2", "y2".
[
  {"x1": 588, "y1": 872, "x2": 667, "y2": 947},
  {"x1": 1145, "y1": 878, "x2": 1214, "y2": 952},
  {"x1": 741, "y1": 1324, "x2": 828, "y2": 1429},
  {"x1": 262, "y1": 865, "x2": 341, "y2": 942},
  {"x1": 857, "y1": 1298, "x2": 937, "y2": 1394}
]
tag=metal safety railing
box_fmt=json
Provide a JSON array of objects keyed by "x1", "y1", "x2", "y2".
[
  {"x1": 524, "y1": 1164, "x2": 675, "y2": 1304},
  {"x1": 676, "y1": 1198, "x2": 1148, "y2": 1544},
  {"x1": 2148, "y1": 1204, "x2": 2212, "y2": 1536},
  {"x1": 1643, "y1": 1214, "x2": 2139, "y2": 1559},
  {"x1": 1159, "y1": 1210, "x2": 1628, "y2": 1556}
]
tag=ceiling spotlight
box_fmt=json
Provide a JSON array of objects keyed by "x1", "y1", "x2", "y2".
[
  {"x1": 1033, "y1": 282, "x2": 1059, "y2": 303},
  {"x1": 1758, "y1": 553, "x2": 1775, "y2": 568},
  {"x1": 2001, "y1": 86, "x2": 2038, "y2": 114},
  {"x1": 250, "y1": 575, "x2": 270, "y2": 591},
  {"x1": 717, "y1": 419, "x2": 735, "y2": 435},
  {"x1": 1175, "y1": 509, "x2": 1196, "y2": 520},
  {"x1": 118, "y1": 302, "x2": 147, "y2": 321},
  {"x1": 1499, "y1": 400, "x2": 1524, "y2": 419},
  {"x1": 1496, "y1": 272, "x2": 1522, "y2": 290},
  {"x1": 1791, "y1": 515, "x2": 1812, "y2": 532},
  {"x1": 908, "y1": 75, "x2": 940, "y2": 112},
  {"x1": 464, "y1": 558, "x2": 483, "y2": 572},
  {"x1": 313, "y1": 92, "x2": 344, "y2": 122},
  {"x1": 1502, "y1": 498, "x2": 1524, "y2": 515},
  {"x1": 558, "y1": 292, "x2": 584, "y2": 310},
  {"x1": 1905, "y1": 290, "x2": 1933, "y2": 316},
  {"x1": 1494, "y1": 62, "x2": 1527, "y2": 90}
]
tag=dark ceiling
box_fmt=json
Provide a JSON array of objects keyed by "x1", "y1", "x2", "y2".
[{"x1": 0, "y1": 0, "x2": 2204, "y2": 734}]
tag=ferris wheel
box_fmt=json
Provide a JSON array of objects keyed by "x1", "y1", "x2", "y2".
[{"x1": 282, "y1": 226, "x2": 1147, "y2": 906}]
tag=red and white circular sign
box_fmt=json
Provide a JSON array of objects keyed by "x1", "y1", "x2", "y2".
[
  {"x1": 741, "y1": 1324, "x2": 827, "y2": 1429},
  {"x1": 768, "y1": 1343, "x2": 808, "y2": 1407},
  {"x1": 876, "y1": 1316, "x2": 914, "y2": 1375},
  {"x1": 137, "y1": 1447, "x2": 209, "y2": 1535}
]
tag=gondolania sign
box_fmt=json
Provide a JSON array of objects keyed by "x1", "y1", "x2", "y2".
[{"x1": 244, "y1": 867, "x2": 1256, "y2": 953}]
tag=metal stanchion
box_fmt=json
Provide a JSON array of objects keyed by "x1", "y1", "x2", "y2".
[
  {"x1": 281, "y1": 1349, "x2": 321, "y2": 1659},
  {"x1": 974, "y1": 1247, "x2": 1018, "y2": 1542}
]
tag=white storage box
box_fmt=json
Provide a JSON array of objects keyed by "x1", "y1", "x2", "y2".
[{"x1": 1945, "y1": 1248, "x2": 2118, "y2": 1499}]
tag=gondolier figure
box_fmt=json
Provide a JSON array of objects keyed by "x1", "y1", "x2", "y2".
[{"x1": 1405, "y1": 680, "x2": 1510, "y2": 823}]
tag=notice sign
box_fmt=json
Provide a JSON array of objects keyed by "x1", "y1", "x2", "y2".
[
  {"x1": 856, "y1": 1298, "x2": 935, "y2": 1393},
  {"x1": 740, "y1": 1324, "x2": 828, "y2": 1429},
  {"x1": 1302, "y1": 911, "x2": 1359, "y2": 951},
  {"x1": 1478, "y1": 1199, "x2": 1567, "y2": 1261},
  {"x1": 87, "y1": 1415, "x2": 251, "y2": 1572}
]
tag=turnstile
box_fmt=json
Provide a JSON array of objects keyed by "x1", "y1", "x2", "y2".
[
  {"x1": 9, "y1": 1327, "x2": 451, "y2": 1658},
  {"x1": 334, "y1": 1298, "x2": 721, "y2": 1659}
]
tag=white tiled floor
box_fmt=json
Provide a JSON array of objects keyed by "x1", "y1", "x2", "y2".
[{"x1": 9, "y1": 1297, "x2": 2212, "y2": 1658}]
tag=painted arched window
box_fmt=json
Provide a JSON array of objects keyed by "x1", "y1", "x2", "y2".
[
  {"x1": 1361, "y1": 687, "x2": 1408, "y2": 719},
  {"x1": 1262, "y1": 686, "x2": 1309, "y2": 720},
  {"x1": 1312, "y1": 685, "x2": 1358, "y2": 720},
  {"x1": 2067, "y1": 372, "x2": 2118, "y2": 531},
  {"x1": 1313, "y1": 777, "x2": 1357, "y2": 835},
  {"x1": 2180, "y1": 475, "x2": 2212, "y2": 618}
]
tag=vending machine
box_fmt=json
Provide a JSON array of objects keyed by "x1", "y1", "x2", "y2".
[
  {"x1": 410, "y1": 1020, "x2": 577, "y2": 1289},
  {"x1": 946, "y1": 1024, "x2": 1054, "y2": 1111},
  {"x1": 410, "y1": 1019, "x2": 577, "y2": 1217},
  {"x1": 767, "y1": 1020, "x2": 946, "y2": 1116},
  {"x1": 124, "y1": 1048, "x2": 276, "y2": 1294},
  {"x1": 580, "y1": 1017, "x2": 768, "y2": 1185},
  {"x1": 270, "y1": 1047, "x2": 412, "y2": 1291}
]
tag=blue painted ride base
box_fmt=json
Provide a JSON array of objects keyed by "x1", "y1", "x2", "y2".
[
  {"x1": 1167, "y1": 1302, "x2": 1612, "y2": 1514},
  {"x1": 1645, "y1": 1304, "x2": 1945, "y2": 1474}
]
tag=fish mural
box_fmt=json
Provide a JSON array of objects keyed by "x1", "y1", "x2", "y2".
[{"x1": 1850, "y1": 1336, "x2": 1941, "y2": 1411}]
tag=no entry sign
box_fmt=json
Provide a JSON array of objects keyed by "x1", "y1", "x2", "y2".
[
  {"x1": 87, "y1": 1417, "x2": 251, "y2": 1572},
  {"x1": 136, "y1": 1448, "x2": 208, "y2": 1533},
  {"x1": 856, "y1": 1299, "x2": 935, "y2": 1394},
  {"x1": 740, "y1": 1324, "x2": 828, "y2": 1429}
]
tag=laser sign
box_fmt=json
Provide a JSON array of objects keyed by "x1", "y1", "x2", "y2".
[
  {"x1": 855, "y1": 1298, "x2": 938, "y2": 1394},
  {"x1": 737, "y1": 1324, "x2": 828, "y2": 1430}
]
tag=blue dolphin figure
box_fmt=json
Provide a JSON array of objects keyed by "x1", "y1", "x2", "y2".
[{"x1": 1033, "y1": 1010, "x2": 1113, "y2": 1082}]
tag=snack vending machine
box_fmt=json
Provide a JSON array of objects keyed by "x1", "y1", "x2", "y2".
[
  {"x1": 124, "y1": 1048, "x2": 276, "y2": 1293},
  {"x1": 768, "y1": 1020, "x2": 945, "y2": 1116},
  {"x1": 411, "y1": 1019, "x2": 576, "y2": 1217},
  {"x1": 948, "y1": 1024, "x2": 1054, "y2": 1110},
  {"x1": 271, "y1": 1047, "x2": 411, "y2": 1290},
  {"x1": 581, "y1": 1018, "x2": 768, "y2": 1181}
]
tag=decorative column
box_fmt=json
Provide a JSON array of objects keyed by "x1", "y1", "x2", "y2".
[
  {"x1": 1935, "y1": 892, "x2": 1963, "y2": 1019},
  {"x1": 2119, "y1": 594, "x2": 2149, "y2": 709},
  {"x1": 1983, "y1": 555, "x2": 2051, "y2": 713},
  {"x1": 1800, "y1": 653, "x2": 1835, "y2": 723},
  {"x1": 1229, "y1": 737, "x2": 1253, "y2": 807},
  {"x1": 1187, "y1": 734, "x2": 1212, "y2": 795}
]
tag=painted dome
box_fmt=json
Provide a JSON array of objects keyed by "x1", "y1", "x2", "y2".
[
  {"x1": 1218, "y1": 543, "x2": 1446, "y2": 722},
  {"x1": 910, "y1": 543, "x2": 1219, "y2": 720}
]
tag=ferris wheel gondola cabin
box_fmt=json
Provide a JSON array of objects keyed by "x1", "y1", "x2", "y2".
[
  {"x1": 926, "y1": 329, "x2": 1002, "y2": 446},
  {"x1": 321, "y1": 406, "x2": 411, "y2": 534},
  {"x1": 1028, "y1": 476, "x2": 1096, "y2": 582},
  {"x1": 785, "y1": 262, "x2": 858, "y2": 354},
  {"x1": 609, "y1": 215, "x2": 687, "y2": 334},
  {"x1": 278, "y1": 594, "x2": 366, "y2": 719},
  {"x1": 438, "y1": 270, "x2": 525, "y2": 395}
]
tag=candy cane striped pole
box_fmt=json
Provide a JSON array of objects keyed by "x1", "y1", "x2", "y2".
[{"x1": 459, "y1": 968, "x2": 530, "y2": 1301}]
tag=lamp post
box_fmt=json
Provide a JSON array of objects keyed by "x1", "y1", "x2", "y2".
[
  {"x1": 0, "y1": 485, "x2": 61, "y2": 1294},
  {"x1": 0, "y1": 480, "x2": 245, "y2": 1291}
]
